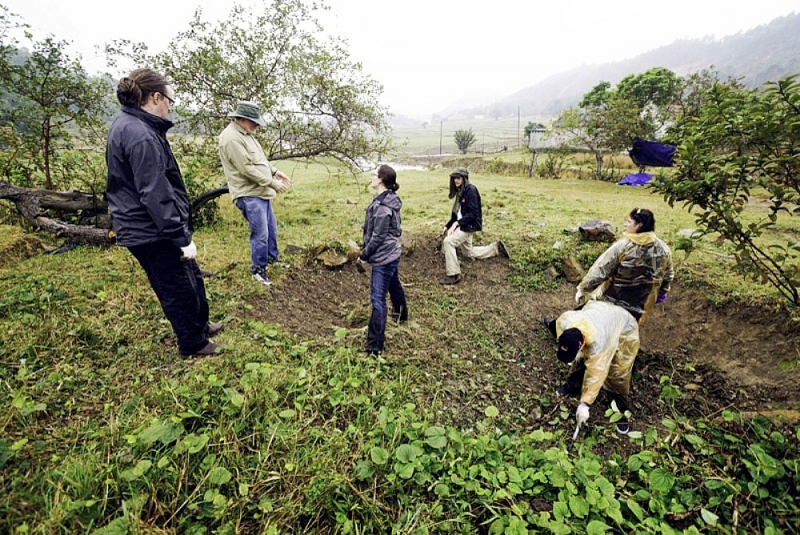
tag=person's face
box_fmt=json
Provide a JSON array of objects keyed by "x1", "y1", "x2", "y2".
[
  {"x1": 453, "y1": 176, "x2": 464, "y2": 187},
  {"x1": 152, "y1": 86, "x2": 174, "y2": 119},
  {"x1": 237, "y1": 118, "x2": 259, "y2": 134},
  {"x1": 370, "y1": 170, "x2": 382, "y2": 190},
  {"x1": 623, "y1": 216, "x2": 642, "y2": 234}
]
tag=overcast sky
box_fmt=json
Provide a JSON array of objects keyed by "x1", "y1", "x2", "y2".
[{"x1": 4, "y1": 0, "x2": 799, "y2": 118}]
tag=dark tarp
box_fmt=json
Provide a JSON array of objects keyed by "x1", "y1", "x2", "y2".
[
  {"x1": 617, "y1": 172, "x2": 653, "y2": 186},
  {"x1": 629, "y1": 138, "x2": 675, "y2": 167}
]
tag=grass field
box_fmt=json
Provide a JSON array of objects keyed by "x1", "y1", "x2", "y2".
[{"x1": 1, "y1": 154, "x2": 798, "y2": 533}]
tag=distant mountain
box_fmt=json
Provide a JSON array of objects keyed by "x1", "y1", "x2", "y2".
[{"x1": 459, "y1": 11, "x2": 800, "y2": 120}]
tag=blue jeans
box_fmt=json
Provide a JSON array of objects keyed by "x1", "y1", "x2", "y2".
[
  {"x1": 367, "y1": 258, "x2": 407, "y2": 353},
  {"x1": 128, "y1": 240, "x2": 210, "y2": 355},
  {"x1": 235, "y1": 197, "x2": 279, "y2": 268}
]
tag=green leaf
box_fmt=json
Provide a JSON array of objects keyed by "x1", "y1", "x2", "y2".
[
  {"x1": 569, "y1": 495, "x2": 589, "y2": 518},
  {"x1": 183, "y1": 433, "x2": 210, "y2": 454},
  {"x1": 208, "y1": 466, "x2": 232, "y2": 485},
  {"x1": 335, "y1": 328, "x2": 347, "y2": 339},
  {"x1": 394, "y1": 462, "x2": 414, "y2": 479},
  {"x1": 649, "y1": 468, "x2": 675, "y2": 494},
  {"x1": 354, "y1": 460, "x2": 374, "y2": 480},
  {"x1": 370, "y1": 447, "x2": 389, "y2": 465},
  {"x1": 485, "y1": 405, "x2": 500, "y2": 418},
  {"x1": 434, "y1": 483, "x2": 450, "y2": 497},
  {"x1": 279, "y1": 409, "x2": 296, "y2": 419},
  {"x1": 586, "y1": 519, "x2": 610, "y2": 534},
  {"x1": 625, "y1": 498, "x2": 645, "y2": 521},
  {"x1": 139, "y1": 420, "x2": 181, "y2": 445},
  {"x1": 700, "y1": 508, "x2": 719, "y2": 526},
  {"x1": 395, "y1": 444, "x2": 418, "y2": 463}
]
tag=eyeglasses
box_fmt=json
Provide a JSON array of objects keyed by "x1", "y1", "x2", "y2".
[{"x1": 160, "y1": 92, "x2": 175, "y2": 106}]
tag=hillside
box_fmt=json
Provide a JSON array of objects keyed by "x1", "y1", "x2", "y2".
[{"x1": 461, "y1": 11, "x2": 800, "y2": 119}]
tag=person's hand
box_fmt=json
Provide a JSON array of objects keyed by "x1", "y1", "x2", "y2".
[
  {"x1": 575, "y1": 403, "x2": 590, "y2": 426},
  {"x1": 446, "y1": 223, "x2": 459, "y2": 236},
  {"x1": 180, "y1": 241, "x2": 197, "y2": 260},
  {"x1": 356, "y1": 257, "x2": 367, "y2": 273},
  {"x1": 273, "y1": 178, "x2": 288, "y2": 193},
  {"x1": 574, "y1": 290, "x2": 584, "y2": 304},
  {"x1": 656, "y1": 291, "x2": 668, "y2": 304}
]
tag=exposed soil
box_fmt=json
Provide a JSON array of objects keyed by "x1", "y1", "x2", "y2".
[{"x1": 249, "y1": 235, "x2": 800, "y2": 432}]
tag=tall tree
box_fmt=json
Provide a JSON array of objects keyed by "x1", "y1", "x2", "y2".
[
  {"x1": 106, "y1": 0, "x2": 391, "y2": 169},
  {"x1": 0, "y1": 13, "x2": 110, "y2": 190},
  {"x1": 655, "y1": 75, "x2": 800, "y2": 305}
]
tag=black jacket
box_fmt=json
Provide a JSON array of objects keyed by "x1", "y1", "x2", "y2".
[
  {"x1": 105, "y1": 106, "x2": 192, "y2": 247},
  {"x1": 445, "y1": 183, "x2": 482, "y2": 233},
  {"x1": 360, "y1": 190, "x2": 402, "y2": 265}
]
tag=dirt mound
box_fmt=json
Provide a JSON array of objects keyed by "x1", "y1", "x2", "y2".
[{"x1": 248, "y1": 235, "x2": 800, "y2": 430}]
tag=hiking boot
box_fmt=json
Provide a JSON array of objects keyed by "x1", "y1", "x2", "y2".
[
  {"x1": 497, "y1": 240, "x2": 510, "y2": 259},
  {"x1": 182, "y1": 342, "x2": 225, "y2": 358},
  {"x1": 543, "y1": 316, "x2": 557, "y2": 337},
  {"x1": 616, "y1": 422, "x2": 630, "y2": 435},
  {"x1": 252, "y1": 266, "x2": 272, "y2": 286},
  {"x1": 439, "y1": 274, "x2": 462, "y2": 285},
  {"x1": 207, "y1": 322, "x2": 225, "y2": 337}
]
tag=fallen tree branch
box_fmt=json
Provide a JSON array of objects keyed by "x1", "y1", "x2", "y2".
[{"x1": 0, "y1": 182, "x2": 114, "y2": 246}]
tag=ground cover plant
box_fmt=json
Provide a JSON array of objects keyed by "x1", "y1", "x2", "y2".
[{"x1": 1, "y1": 162, "x2": 798, "y2": 533}]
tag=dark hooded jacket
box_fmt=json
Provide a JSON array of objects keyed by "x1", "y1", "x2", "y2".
[
  {"x1": 105, "y1": 105, "x2": 192, "y2": 247},
  {"x1": 445, "y1": 178, "x2": 482, "y2": 233},
  {"x1": 360, "y1": 190, "x2": 402, "y2": 266}
]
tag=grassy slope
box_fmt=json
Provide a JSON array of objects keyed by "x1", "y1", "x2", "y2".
[{"x1": 0, "y1": 161, "x2": 797, "y2": 533}]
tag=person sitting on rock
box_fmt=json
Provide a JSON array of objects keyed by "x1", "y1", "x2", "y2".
[{"x1": 439, "y1": 168, "x2": 509, "y2": 285}]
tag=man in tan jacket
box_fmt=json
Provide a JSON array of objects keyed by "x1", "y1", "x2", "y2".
[{"x1": 219, "y1": 101, "x2": 291, "y2": 286}]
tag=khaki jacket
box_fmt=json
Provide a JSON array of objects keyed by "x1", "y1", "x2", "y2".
[
  {"x1": 219, "y1": 121, "x2": 279, "y2": 202},
  {"x1": 556, "y1": 301, "x2": 640, "y2": 405}
]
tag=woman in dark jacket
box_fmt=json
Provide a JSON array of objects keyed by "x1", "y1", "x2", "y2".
[
  {"x1": 358, "y1": 164, "x2": 407, "y2": 355},
  {"x1": 105, "y1": 68, "x2": 223, "y2": 357}
]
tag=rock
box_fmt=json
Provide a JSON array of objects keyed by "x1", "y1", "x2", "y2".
[
  {"x1": 346, "y1": 240, "x2": 361, "y2": 261},
  {"x1": 543, "y1": 266, "x2": 560, "y2": 281},
  {"x1": 579, "y1": 220, "x2": 616, "y2": 242},
  {"x1": 284, "y1": 243, "x2": 308, "y2": 256},
  {"x1": 562, "y1": 227, "x2": 579, "y2": 234},
  {"x1": 684, "y1": 383, "x2": 702, "y2": 392},
  {"x1": 561, "y1": 256, "x2": 584, "y2": 282},
  {"x1": 316, "y1": 249, "x2": 349, "y2": 270},
  {"x1": 677, "y1": 228, "x2": 702, "y2": 239},
  {"x1": 400, "y1": 231, "x2": 416, "y2": 255},
  {"x1": 346, "y1": 198, "x2": 359, "y2": 205},
  {"x1": 526, "y1": 232, "x2": 540, "y2": 239},
  {"x1": 552, "y1": 240, "x2": 563, "y2": 250}
]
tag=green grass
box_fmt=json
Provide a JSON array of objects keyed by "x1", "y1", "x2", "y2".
[{"x1": 1, "y1": 158, "x2": 798, "y2": 533}]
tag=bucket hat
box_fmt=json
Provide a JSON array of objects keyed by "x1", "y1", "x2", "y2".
[{"x1": 227, "y1": 101, "x2": 266, "y2": 126}]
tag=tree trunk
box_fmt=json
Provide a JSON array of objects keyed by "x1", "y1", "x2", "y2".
[
  {"x1": 192, "y1": 185, "x2": 229, "y2": 212},
  {"x1": 0, "y1": 182, "x2": 113, "y2": 246}
]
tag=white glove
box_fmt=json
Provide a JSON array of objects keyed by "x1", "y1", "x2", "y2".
[
  {"x1": 576, "y1": 403, "x2": 590, "y2": 426},
  {"x1": 574, "y1": 290, "x2": 584, "y2": 304},
  {"x1": 180, "y1": 241, "x2": 197, "y2": 260}
]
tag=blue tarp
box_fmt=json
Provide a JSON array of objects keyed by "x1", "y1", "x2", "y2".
[
  {"x1": 617, "y1": 172, "x2": 653, "y2": 186},
  {"x1": 629, "y1": 138, "x2": 675, "y2": 167}
]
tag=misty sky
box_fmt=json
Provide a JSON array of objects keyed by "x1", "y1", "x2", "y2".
[{"x1": 4, "y1": 0, "x2": 799, "y2": 118}]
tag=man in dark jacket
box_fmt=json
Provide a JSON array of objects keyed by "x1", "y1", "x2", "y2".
[
  {"x1": 440, "y1": 168, "x2": 509, "y2": 285},
  {"x1": 106, "y1": 68, "x2": 223, "y2": 357}
]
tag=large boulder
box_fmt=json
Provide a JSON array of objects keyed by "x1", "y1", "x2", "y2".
[{"x1": 579, "y1": 220, "x2": 615, "y2": 242}]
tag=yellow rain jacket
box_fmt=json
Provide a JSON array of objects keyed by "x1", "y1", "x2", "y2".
[
  {"x1": 556, "y1": 300, "x2": 640, "y2": 406},
  {"x1": 578, "y1": 231, "x2": 674, "y2": 322}
]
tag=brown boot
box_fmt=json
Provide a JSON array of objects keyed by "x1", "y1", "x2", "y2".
[
  {"x1": 207, "y1": 322, "x2": 225, "y2": 336},
  {"x1": 439, "y1": 274, "x2": 462, "y2": 285}
]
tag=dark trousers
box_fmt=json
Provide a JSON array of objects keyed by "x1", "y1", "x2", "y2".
[
  {"x1": 367, "y1": 258, "x2": 406, "y2": 353},
  {"x1": 561, "y1": 362, "x2": 630, "y2": 414},
  {"x1": 128, "y1": 240, "x2": 210, "y2": 355}
]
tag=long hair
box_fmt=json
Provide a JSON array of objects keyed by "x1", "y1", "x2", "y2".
[{"x1": 116, "y1": 68, "x2": 170, "y2": 108}]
